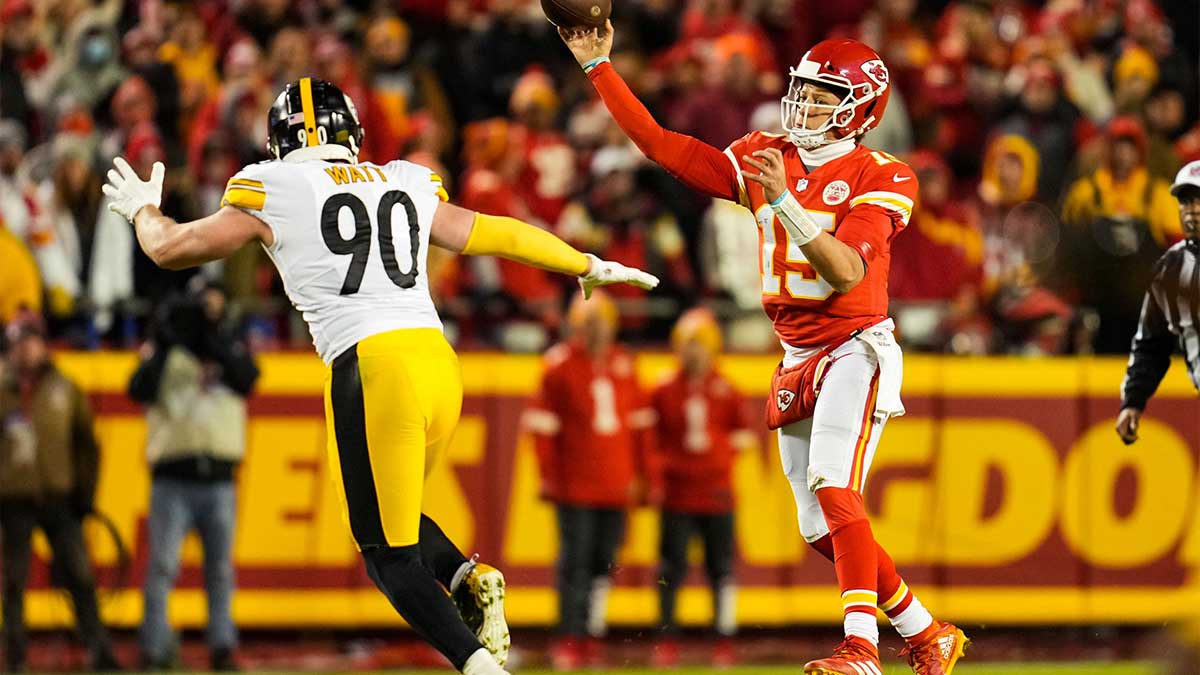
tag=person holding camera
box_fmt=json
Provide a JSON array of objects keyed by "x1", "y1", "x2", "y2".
[
  {"x1": 1, "y1": 312, "x2": 120, "y2": 673},
  {"x1": 127, "y1": 279, "x2": 258, "y2": 671}
]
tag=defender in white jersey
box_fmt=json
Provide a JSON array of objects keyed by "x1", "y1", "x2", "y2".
[{"x1": 102, "y1": 78, "x2": 657, "y2": 675}]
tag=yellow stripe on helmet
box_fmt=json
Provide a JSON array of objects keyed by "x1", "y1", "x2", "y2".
[{"x1": 299, "y1": 77, "x2": 319, "y2": 147}]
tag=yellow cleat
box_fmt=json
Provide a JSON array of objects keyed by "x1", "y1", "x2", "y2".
[{"x1": 454, "y1": 563, "x2": 511, "y2": 666}]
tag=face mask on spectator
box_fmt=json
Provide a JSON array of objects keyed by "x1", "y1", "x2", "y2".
[{"x1": 81, "y1": 36, "x2": 113, "y2": 68}]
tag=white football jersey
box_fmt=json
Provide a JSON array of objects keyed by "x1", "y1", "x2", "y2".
[{"x1": 222, "y1": 158, "x2": 449, "y2": 363}]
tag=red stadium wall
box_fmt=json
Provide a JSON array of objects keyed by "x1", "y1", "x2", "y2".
[{"x1": 16, "y1": 352, "x2": 1200, "y2": 629}]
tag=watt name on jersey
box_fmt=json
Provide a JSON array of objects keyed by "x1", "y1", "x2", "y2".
[{"x1": 222, "y1": 159, "x2": 448, "y2": 363}]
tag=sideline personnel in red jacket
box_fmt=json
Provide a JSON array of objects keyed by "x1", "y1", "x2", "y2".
[
  {"x1": 650, "y1": 308, "x2": 753, "y2": 668},
  {"x1": 523, "y1": 290, "x2": 659, "y2": 669}
]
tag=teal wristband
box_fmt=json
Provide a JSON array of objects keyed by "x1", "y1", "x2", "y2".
[{"x1": 582, "y1": 56, "x2": 610, "y2": 74}]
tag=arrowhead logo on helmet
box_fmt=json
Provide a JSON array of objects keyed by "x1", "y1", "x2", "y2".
[{"x1": 861, "y1": 59, "x2": 889, "y2": 90}]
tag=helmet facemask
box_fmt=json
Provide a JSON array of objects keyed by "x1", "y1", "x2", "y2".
[{"x1": 780, "y1": 71, "x2": 876, "y2": 150}]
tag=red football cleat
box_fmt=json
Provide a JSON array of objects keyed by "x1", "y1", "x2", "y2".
[
  {"x1": 651, "y1": 638, "x2": 679, "y2": 669},
  {"x1": 712, "y1": 638, "x2": 737, "y2": 669},
  {"x1": 898, "y1": 621, "x2": 969, "y2": 675},
  {"x1": 582, "y1": 636, "x2": 605, "y2": 668},
  {"x1": 803, "y1": 636, "x2": 882, "y2": 675},
  {"x1": 550, "y1": 637, "x2": 582, "y2": 671}
]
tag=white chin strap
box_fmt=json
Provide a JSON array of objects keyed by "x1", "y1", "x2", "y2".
[{"x1": 282, "y1": 143, "x2": 357, "y2": 163}]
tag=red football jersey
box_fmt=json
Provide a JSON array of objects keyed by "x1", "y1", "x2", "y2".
[
  {"x1": 586, "y1": 62, "x2": 917, "y2": 348},
  {"x1": 459, "y1": 167, "x2": 560, "y2": 303},
  {"x1": 515, "y1": 126, "x2": 576, "y2": 227},
  {"x1": 651, "y1": 369, "x2": 754, "y2": 514},
  {"x1": 724, "y1": 133, "x2": 918, "y2": 347},
  {"x1": 524, "y1": 340, "x2": 659, "y2": 508}
]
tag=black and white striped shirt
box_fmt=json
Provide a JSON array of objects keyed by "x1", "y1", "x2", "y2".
[{"x1": 1121, "y1": 240, "x2": 1200, "y2": 410}]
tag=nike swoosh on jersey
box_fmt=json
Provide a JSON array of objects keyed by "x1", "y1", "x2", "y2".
[{"x1": 892, "y1": 174, "x2": 911, "y2": 182}]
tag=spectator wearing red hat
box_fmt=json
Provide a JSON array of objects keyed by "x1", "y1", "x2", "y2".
[{"x1": 1061, "y1": 116, "x2": 1183, "y2": 353}]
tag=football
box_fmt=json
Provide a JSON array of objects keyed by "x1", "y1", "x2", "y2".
[{"x1": 541, "y1": 0, "x2": 610, "y2": 29}]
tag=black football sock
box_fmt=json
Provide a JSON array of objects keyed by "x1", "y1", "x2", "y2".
[
  {"x1": 420, "y1": 514, "x2": 471, "y2": 589},
  {"x1": 362, "y1": 544, "x2": 482, "y2": 670}
]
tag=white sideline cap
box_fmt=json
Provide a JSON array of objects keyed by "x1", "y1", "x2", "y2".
[{"x1": 1170, "y1": 160, "x2": 1200, "y2": 197}]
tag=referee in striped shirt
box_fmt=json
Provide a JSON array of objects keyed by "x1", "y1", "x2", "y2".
[{"x1": 1117, "y1": 160, "x2": 1200, "y2": 444}]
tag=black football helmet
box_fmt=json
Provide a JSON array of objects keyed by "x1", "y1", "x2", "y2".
[{"x1": 266, "y1": 77, "x2": 364, "y2": 160}]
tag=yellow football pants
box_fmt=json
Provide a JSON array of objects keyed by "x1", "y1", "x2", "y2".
[{"x1": 322, "y1": 328, "x2": 462, "y2": 548}]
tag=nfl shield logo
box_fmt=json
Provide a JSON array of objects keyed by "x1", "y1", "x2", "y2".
[{"x1": 796, "y1": 178, "x2": 809, "y2": 192}]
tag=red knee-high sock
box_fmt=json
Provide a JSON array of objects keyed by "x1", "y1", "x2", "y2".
[
  {"x1": 808, "y1": 534, "x2": 935, "y2": 642},
  {"x1": 815, "y1": 487, "x2": 879, "y2": 644},
  {"x1": 808, "y1": 536, "x2": 903, "y2": 606}
]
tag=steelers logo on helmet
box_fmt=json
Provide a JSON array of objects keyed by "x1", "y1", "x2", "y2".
[
  {"x1": 780, "y1": 39, "x2": 892, "y2": 150},
  {"x1": 266, "y1": 77, "x2": 365, "y2": 162}
]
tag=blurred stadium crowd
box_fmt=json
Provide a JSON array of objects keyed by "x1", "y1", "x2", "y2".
[{"x1": 0, "y1": 0, "x2": 1198, "y2": 354}]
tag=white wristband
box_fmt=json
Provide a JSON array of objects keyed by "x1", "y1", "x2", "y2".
[
  {"x1": 582, "y1": 56, "x2": 610, "y2": 74},
  {"x1": 769, "y1": 190, "x2": 822, "y2": 246}
]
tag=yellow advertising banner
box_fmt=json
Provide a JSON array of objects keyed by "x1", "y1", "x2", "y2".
[{"x1": 17, "y1": 352, "x2": 1200, "y2": 629}]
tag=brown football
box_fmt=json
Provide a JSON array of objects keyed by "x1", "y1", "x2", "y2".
[{"x1": 541, "y1": 0, "x2": 610, "y2": 28}]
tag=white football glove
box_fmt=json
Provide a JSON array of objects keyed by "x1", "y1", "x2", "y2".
[
  {"x1": 102, "y1": 157, "x2": 164, "y2": 223},
  {"x1": 578, "y1": 253, "x2": 660, "y2": 299}
]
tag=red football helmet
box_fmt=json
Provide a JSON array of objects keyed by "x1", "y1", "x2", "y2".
[{"x1": 780, "y1": 39, "x2": 891, "y2": 149}]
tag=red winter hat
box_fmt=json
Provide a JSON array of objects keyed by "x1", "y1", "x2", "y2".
[{"x1": 1107, "y1": 115, "x2": 1147, "y2": 157}]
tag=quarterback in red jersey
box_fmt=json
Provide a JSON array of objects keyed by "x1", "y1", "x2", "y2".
[{"x1": 561, "y1": 25, "x2": 968, "y2": 675}]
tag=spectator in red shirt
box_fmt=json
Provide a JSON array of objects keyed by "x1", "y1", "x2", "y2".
[
  {"x1": 458, "y1": 118, "x2": 565, "y2": 342},
  {"x1": 650, "y1": 307, "x2": 752, "y2": 668},
  {"x1": 889, "y1": 150, "x2": 986, "y2": 351},
  {"x1": 510, "y1": 68, "x2": 577, "y2": 228},
  {"x1": 523, "y1": 291, "x2": 659, "y2": 670}
]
